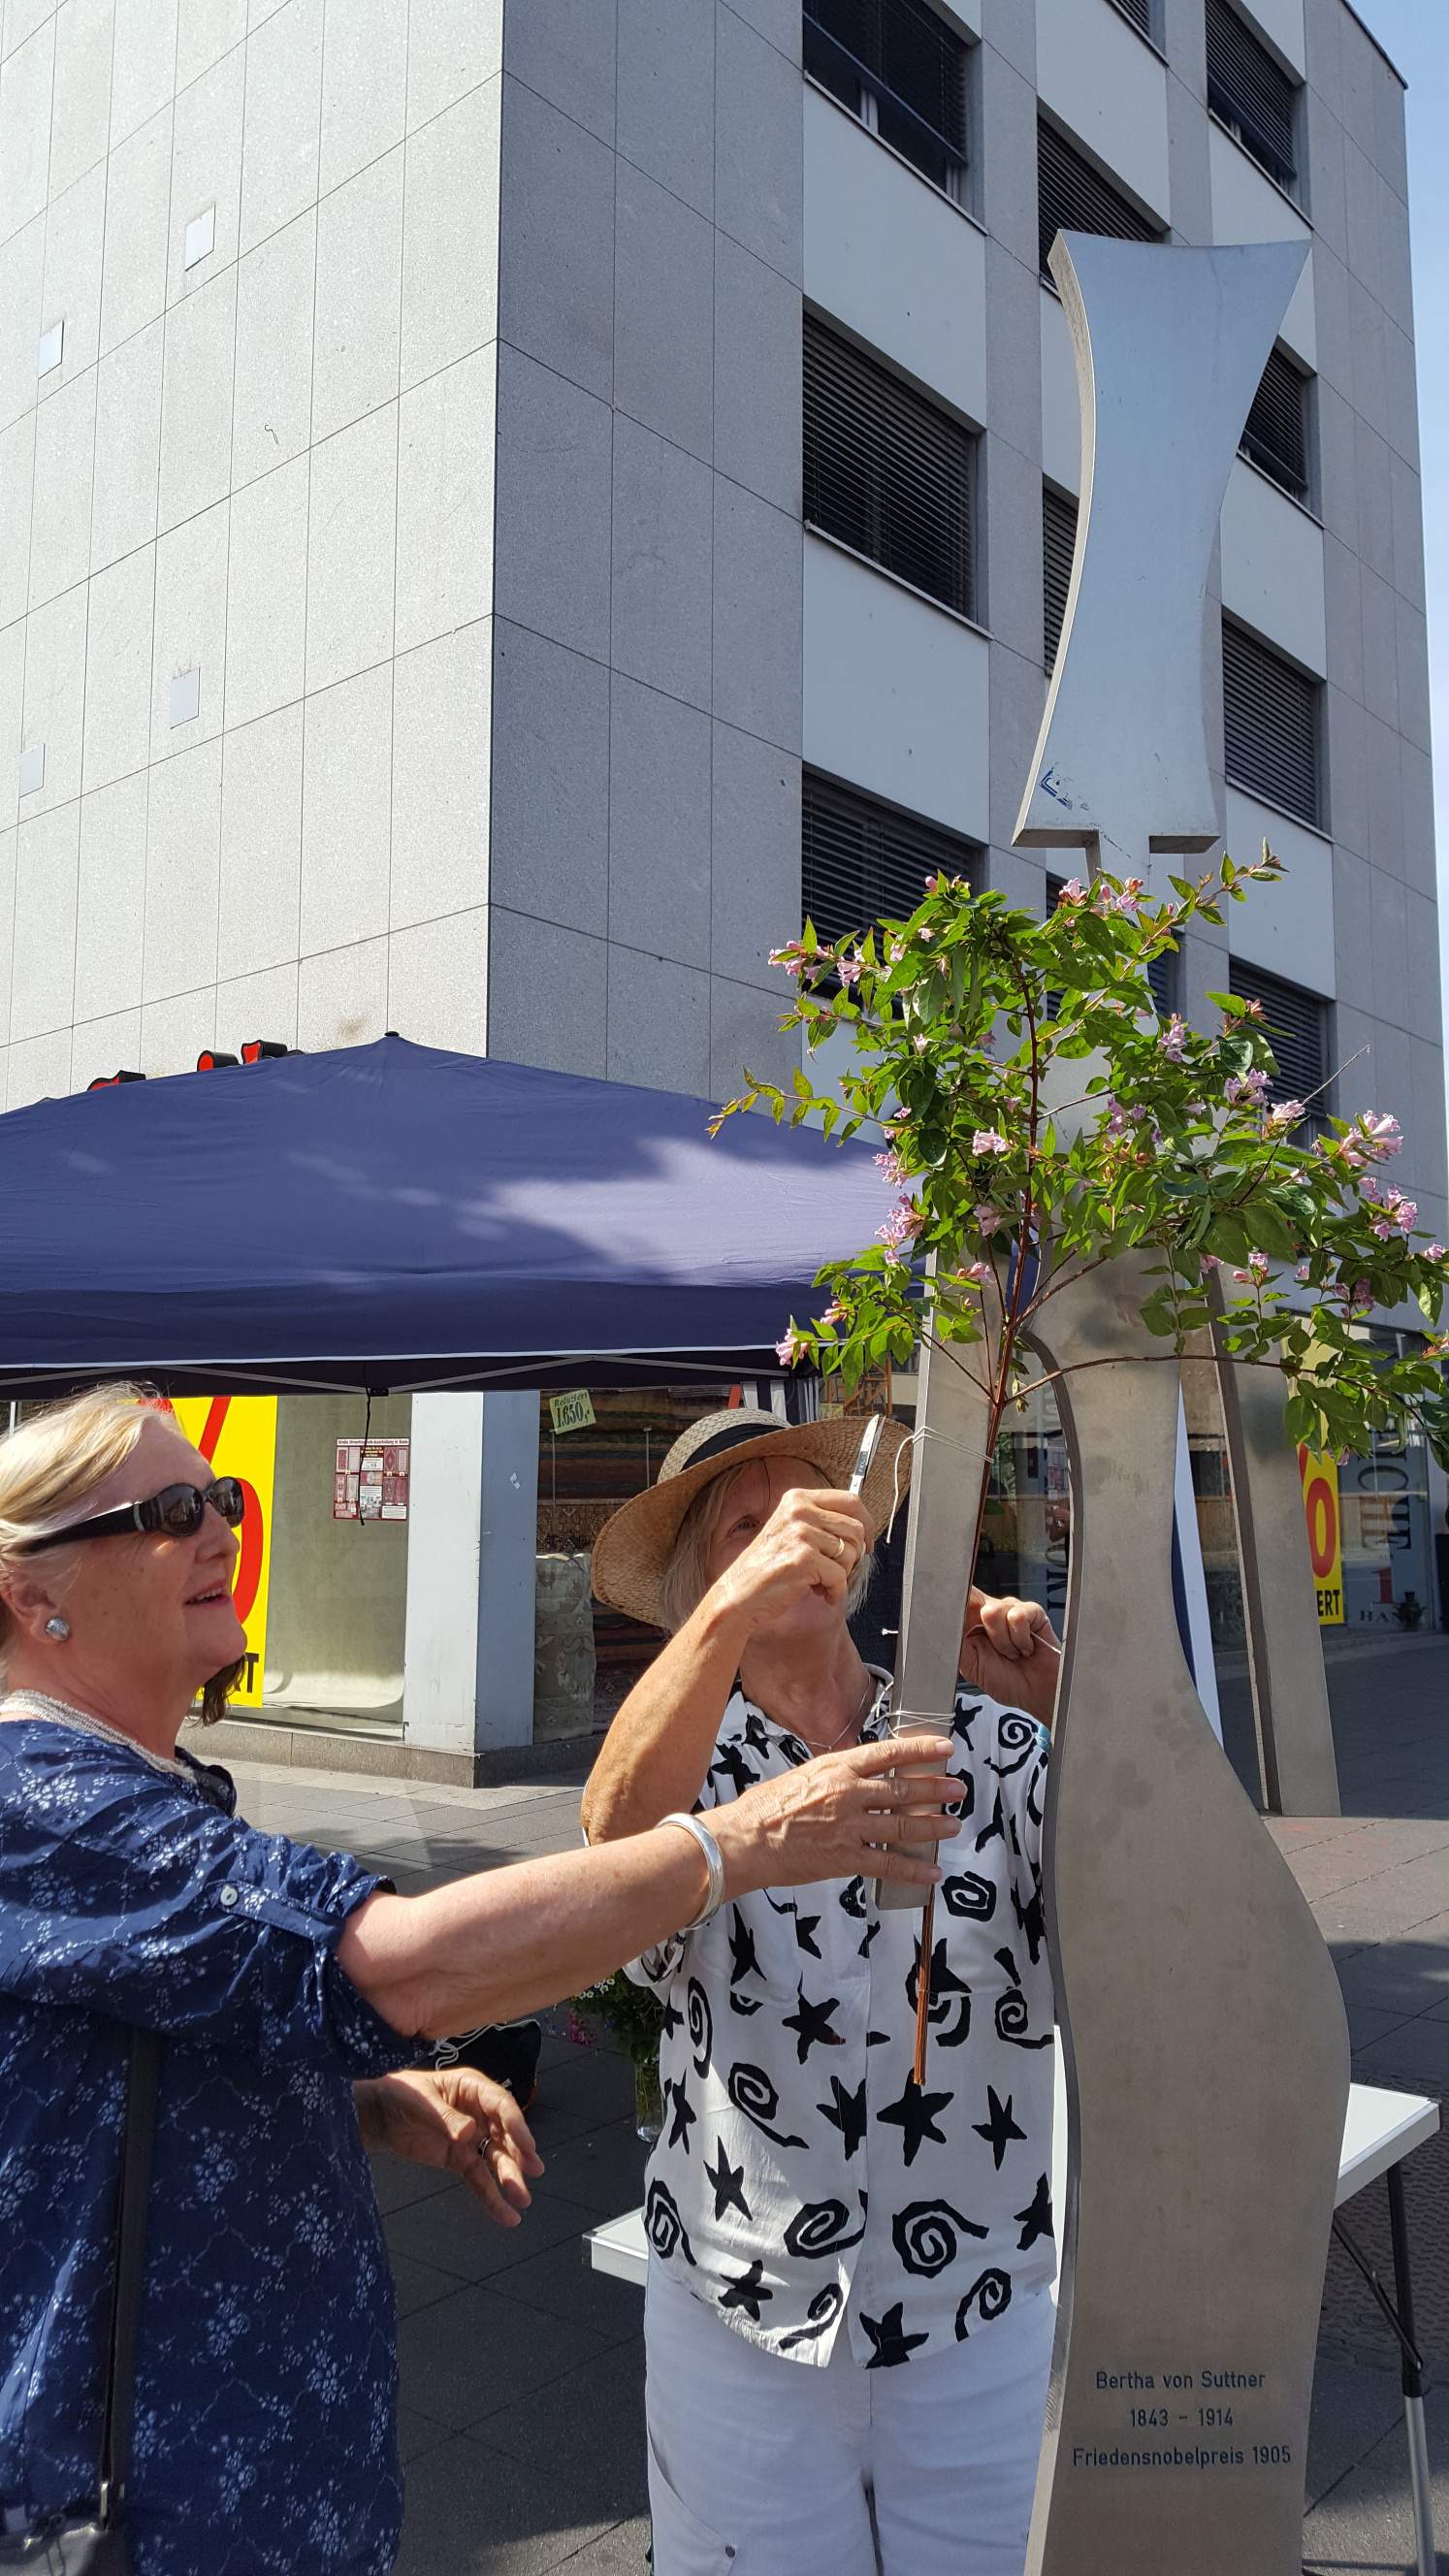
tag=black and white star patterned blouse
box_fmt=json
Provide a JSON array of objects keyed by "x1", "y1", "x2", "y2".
[{"x1": 628, "y1": 1675, "x2": 1054, "y2": 2369}]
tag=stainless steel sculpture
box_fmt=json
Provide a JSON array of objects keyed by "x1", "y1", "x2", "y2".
[
  {"x1": 887, "y1": 236, "x2": 1351, "y2": 2571},
  {"x1": 1016, "y1": 235, "x2": 1307, "y2": 872}
]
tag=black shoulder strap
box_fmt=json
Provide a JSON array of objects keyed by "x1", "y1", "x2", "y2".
[{"x1": 97, "y1": 2030, "x2": 161, "y2": 2528}]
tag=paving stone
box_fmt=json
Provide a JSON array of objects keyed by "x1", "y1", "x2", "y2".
[
  {"x1": 370, "y1": 2148, "x2": 460, "y2": 2216},
  {"x1": 490, "y1": 2234, "x2": 651, "y2": 2342},
  {"x1": 546, "y1": 2523, "x2": 652, "y2": 2573},
  {"x1": 471, "y1": 2341, "x2": 649, "y2": 2524},
  {"x1": 529, "y1": 2116, "x2": 651, "y2": 2220},
  {"x1": 387, "y1": 2176, "x2": 591, "y2": 2286},
  {"x1": 397, "y1": 2401, "x2": 453, "y2": 2467},
  {"x1": 396, "y1": 2281, "x2": 613, "y2": 2433},
  {"x1": 390, "y1": 2250, "x2": 467, "y2": 2321},
  {"x1": 1303, "y1": 2379, "x2": 1449, "y2": 2575},
  {"x1": 394, "y1": 2433, "x2": 619, "y2": 2575}
]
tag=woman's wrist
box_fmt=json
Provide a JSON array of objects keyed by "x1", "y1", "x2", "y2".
[{"x1": 706, "y1": 1803, "x2": 764, "y2": 1902}]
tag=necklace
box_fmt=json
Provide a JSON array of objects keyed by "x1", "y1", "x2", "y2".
[
  {"x1": 791, "y1": 1668, "x2": 887, "y2": 1758},
  {"x1": 1, "y1": 1689, "x2": 192, "y2": 1782}
]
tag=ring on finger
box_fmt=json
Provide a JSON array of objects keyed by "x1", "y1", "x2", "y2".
[{"x1": 831, "y1": 1532, "x2": 845, "y2": 1560}]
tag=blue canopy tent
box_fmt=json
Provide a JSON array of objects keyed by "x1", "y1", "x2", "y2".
[{"x1": 0, "y1": 1036, "x2": 893, "y2": 1399}]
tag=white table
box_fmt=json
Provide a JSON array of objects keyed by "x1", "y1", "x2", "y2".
[{"x1": 585, "y1": 2076, "x2": 1440, "y2": 2570}]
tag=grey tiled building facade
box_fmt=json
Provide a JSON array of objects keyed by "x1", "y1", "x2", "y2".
[{"x1": 0, "y1": 0, "x2": 1443, "y2": 1756}]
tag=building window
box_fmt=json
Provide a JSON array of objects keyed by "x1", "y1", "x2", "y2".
[
  {"x1": 1228, "y1": 959, "x2": 1329, "y2": 1120},
  {"x1": 803, "y1": 771, "x2": 981, "y2": 948},
  {"x1": 1222, "y1": 617, "x2": 1321, "y2": 826},
  {"x1": 1206, "y1": 0, "x2": 1299, "y2": 196},
  {"x1": 1240, "y1": 345, "x2": 1311, "y2": 506},
  {"x1": 1043, "y1": 484, "x2": 1079, "y2": 674},
  {"x1": 803, "y1": 315, "x2": 978, "y2": 618},
  {"x1": 803, "y1": 0, "x2": 969, "y2": 199},
  {"x1": 1038, "y1": 118, "x2": 1161, "y2": 281}
]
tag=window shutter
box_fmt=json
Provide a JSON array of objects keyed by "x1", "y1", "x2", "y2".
[
  {"x1": 1114, "y1": 0, "x2": 1152, "y2": 32},
  {"x1": 1240, "y1": 346, "x2": 1309, "y2": 503},
  {"x1": 804, "y1": 315, "x2": 978, "y2": 618},
  {"x1": 803, "y1": 772, "x2": 981, "y2": 947},
  {"x1": 1038, "y1": 119, "x2": 1160, "y2": 279},
  {"x1": 1222, "y1": 618, "x2": 1320, "y2": 825},
  {"x1": 1043, "y1": 485, "x2": 1079, "y2": 673},
  {"x1": 1228, "y1": 960, "x2": 1328, "y2": 1111},
  {"x1": 804, "y1": 0, "x2": 968, "y2": 194},
  {"x1": 1206, "y1": 0, "x2": 1298, "y2": 192}
]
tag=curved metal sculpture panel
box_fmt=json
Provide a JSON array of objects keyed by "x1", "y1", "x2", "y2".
[
  {"x1": 1025, "y1": 1256, "x2": 1349, "y2": 2574},
  {"x1": 1015, "y1": 234, "x2": 1308, "y2": 869}
]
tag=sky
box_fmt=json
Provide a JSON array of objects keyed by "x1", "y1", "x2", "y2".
[{"x1": 1357, "y1": 2, "x2": 1449, "y2": 1146}]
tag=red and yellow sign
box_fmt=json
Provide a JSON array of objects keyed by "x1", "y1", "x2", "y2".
[
  {"x1": 169, "y1": 1397, "x2": 278, "y2": 1705},
  {"x1": 1297, "y1": 1444, "x2": 1343, "y2": 1626}
]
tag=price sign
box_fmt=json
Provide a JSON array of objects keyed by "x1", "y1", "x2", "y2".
[{"x1": 549, "y1": 1390, "x2": 596, "y2": 1435}]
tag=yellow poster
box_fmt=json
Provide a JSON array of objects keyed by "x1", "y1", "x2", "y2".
[
  {"x1": 1297, "y1": 1444, "x2": 1344, "y2": 1626},
  {"x1": 169, "y1": 1397, "x2": 278, "y2": 1705}
]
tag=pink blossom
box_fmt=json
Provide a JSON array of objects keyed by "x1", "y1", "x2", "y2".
[
  {"x1": 838, "y1": 952, "x2": 863, "y2": 987},
  {"x1": 1057, "y1": 878, "x2": 1087, "y2": 906},
  {"x1": 924, "y1": 875, "x2": 940, "y2": 894},
  {"x1": 1345, "y1": 1278, "x2": 1374, "y2": 1314},
  {"x1": 768, "y1": 946, "x2": 808, "y2": 979},
  {"x1": 1428, "y1": 1332, "x2": 1449, "y2": 1358},
  {"x1": 1359, "y1": 1112, "x2": 1403, "y2": 1161},
  {"x1": 1225, "y1": 1069, "x2": 1270, "y2": 1110},
  {"x1": 971, "y1": 1128, "x2": 1009, "y2": 1156},
  {"x1": 877, "y1": 1199, "x2": 925, "y2": 1250},
  {"x1": 874, "y1": 1148, "x2": 909, "y2": 1187},
  {"x1": 1295, "y1": 1262, "x2": 1311, "y2": 1283},
  {"x1": 821, "y1": 1301, "x2": 849, "y2": 1327},
  {"x1": 1158, "y1": 1014, "x2": 1188, "y2": 1062},
  {"x1": 1247, "y1": 1249, "x2": 1271, "y2": 1279},
  {"x1": 1200, "y1": 1255, "x2": 1219, "y2": 1278},
  {"x1": 886, "y1": 939, "x2": 905, "y2": 963},
  {"x1": 913, "y1": 1034, "x2": 930, "y2": 1053},
  {"x1": 776, "y1": 1328, "x2": 804, "y2": 1367},
  {"x1": 1105, "y1": 1097, "x2": 1131, "y2": 1138},
  {"x1": 1361, "y1": 1175, "x2": 1382, "y2": 1201},
  {"x1": 1238, "y1": 997, "x2": 1266, "y2": 1021},
  {"x1": 973, "y1": 1204, "x2": 1001, "y2": 1234},
  {"x1": 1426, "y1": 1244, "x2": 1447, "y2": 1265},
  {"x1": 961, "y1": 1259, "x2": 992, "y2": 1285},
  {"x1": 1265, "y1": 1099, "x2": 1306, "y2": 1129},
  {"x1": 1111, "y1": 877, "x2": 1145, "y2": 918}
]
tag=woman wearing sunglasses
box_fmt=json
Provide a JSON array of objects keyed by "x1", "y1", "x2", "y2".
[{"x1": 0, "y1": 1387, "x2": 962, "y2": 2576}]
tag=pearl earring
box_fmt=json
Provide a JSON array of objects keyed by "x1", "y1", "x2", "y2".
[{"x1": 45, "y1": 1617, "x2": 70, "y2": 1641}]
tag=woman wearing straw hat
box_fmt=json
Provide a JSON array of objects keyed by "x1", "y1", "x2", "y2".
[{"x1": 584, "y1": 1407, "x2": 1061, "y2": 2576}]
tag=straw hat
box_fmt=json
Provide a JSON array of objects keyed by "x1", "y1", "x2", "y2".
[{"x1": 591, "y1": 1406, "x2": 913, "y2": 1630}]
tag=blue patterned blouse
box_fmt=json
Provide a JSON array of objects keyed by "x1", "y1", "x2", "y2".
[{"x1": 0, "y1": 1716, "x2": 420, "y2": 2575}]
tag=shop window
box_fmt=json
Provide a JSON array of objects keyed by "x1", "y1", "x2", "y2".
[
  {"x1": 262, "y1": 1393, "x2": 413, "y2": 1731},
  {"x1": 804, "y1": 314, "x2": 979, "y2": 618},
  {"x1": 803, "y1": 0, "x2": 969, "y2": 200}
]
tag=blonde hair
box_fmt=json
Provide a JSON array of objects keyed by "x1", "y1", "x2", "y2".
[
  {"x1": 658, "y1": 1455, "x2": 876, "y2": 1635},
  {"x1": 0, "y1": 1383, "x2": 242, "y2": 1722}
]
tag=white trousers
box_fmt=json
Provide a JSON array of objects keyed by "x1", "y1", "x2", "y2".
[{"x1": 644, "y1": 2257, "x2": 1054, "y2": 2576}]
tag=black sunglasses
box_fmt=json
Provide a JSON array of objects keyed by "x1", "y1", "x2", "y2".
[{"x1": 26, "y1": 1478, "x2": 247, "y2": 1553}]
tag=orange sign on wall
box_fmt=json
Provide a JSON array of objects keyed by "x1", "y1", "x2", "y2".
[{"x1": 1297, "y1": 1444, "x2": 1344, "y2": 1626}]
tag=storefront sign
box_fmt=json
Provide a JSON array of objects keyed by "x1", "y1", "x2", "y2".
[
  {"x1": 1297, "y1": 1445, "x2": 1344, "y2": 1625},
  {"x1": 335, "y1": 1437, "x2": 410, "y2": 1522},
  {"x1": 168, "y1": 1396, "x2": 278, "y2": 1705},
  {"x1": 548, "y1": 1390, "x2": 596, "y2": 1435}
]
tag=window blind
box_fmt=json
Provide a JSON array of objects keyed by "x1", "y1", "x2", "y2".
[
  {"x1": 804, "y1": 314, "x2": 978, "y2": 618},
  {"x1": 1038, "y1": 118, "x2": 1160, "y2": 279},
  {"x1": 1222, "y1": 618, "x2": 1320, "y2": 825},
  {"x1": 1228, "y1": 959, "x2": 1327, "y2": 1111},
  {"x1": 1043, "y1": 485, "x2": 1079, "y2": 674},
  {"x1": 803, "y1": 771, "x2": 981, "y2": 948},
  {"x1": 1111, "y1": 0, "x2": 1152, "y2": 32},
  {"x1": 1240, "y1": 346, "x2": 1309, "y2": 503},
  {"x1": 1206, "y1": 0, "x2": 1298, "y2": 192},
  {"x1": 804, "y1": 0, "x2": 968, "y2": 195}
]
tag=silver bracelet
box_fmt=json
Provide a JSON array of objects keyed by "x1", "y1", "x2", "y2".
[{"x1": 659, "y1": 1812, "x2": 726, "y2": 1931}]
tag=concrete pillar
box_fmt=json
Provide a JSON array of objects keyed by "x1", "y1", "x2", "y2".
[{"x1": 402, "y1": 1392, "x2": 539, "y2": 1777}]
